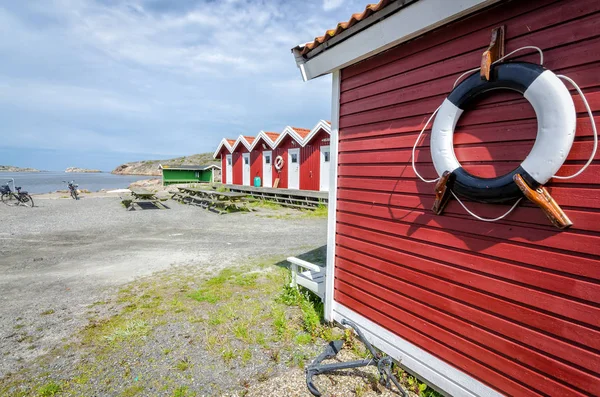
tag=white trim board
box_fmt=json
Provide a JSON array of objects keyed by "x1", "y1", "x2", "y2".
[
  {"x1": 333, "y1": 305, "x2": 503, "y2": 397},
  {"x1": 296, "y1": 0, "x2": 500, "y2": 81},
  {"x1": 324, "y1": 70, "x2": 341, "y2": 321}
]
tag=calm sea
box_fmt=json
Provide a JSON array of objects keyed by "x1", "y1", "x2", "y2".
[{"x1": 0, "y1": 172, "x2": 155, "y2": 194}]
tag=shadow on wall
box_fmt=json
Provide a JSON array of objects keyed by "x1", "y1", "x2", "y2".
[{"x1": 387, "y1": 94, "x2": 560, "y2": 250}]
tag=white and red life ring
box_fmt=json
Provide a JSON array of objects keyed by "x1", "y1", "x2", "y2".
[
  {"x1": 431, "y1": 62, "x2": 576, "y2": 203},
  {"x1": 274, "y1": 155, "x2": 284, "y2": 171}
]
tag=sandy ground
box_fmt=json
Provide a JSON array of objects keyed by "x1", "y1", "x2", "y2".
[{"x1": 0, "y1": 195, "x2": 327, "y2": 379}]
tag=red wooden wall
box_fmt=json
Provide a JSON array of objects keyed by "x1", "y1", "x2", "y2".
[
  {"x1": 250, "y1": 150, "x2": 262, "y2": 185},
  {"x1": 301, "y1": 129, "x2": 330, "y2": 191},
  {"x1": 335, "y1": 0, "x2": 600, "y2": 396},
  {"x1": 221, "y1": 153, "x2": 227, "y2": 183},
  {"x1": 273, "y1": 135, "x2": 300, "y2": 189},
  {"x1": 232, "y1": 146, "x2": 247, "y2": 185}
]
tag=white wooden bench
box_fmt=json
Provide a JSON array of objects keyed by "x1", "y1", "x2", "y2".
[{"x1": 288, "y1": 257, "x2": 325, "y2": 300}]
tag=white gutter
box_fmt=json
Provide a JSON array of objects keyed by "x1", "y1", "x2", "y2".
[{"x1": 294, "y1": 0, "x2": 499, "y2": 81}]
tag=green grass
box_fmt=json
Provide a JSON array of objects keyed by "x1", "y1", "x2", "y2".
[
  {"x1": 121, "y1": 384, "x2": 145, "y2": 396},
  {"x1": 37, "y1": 382, "x2": 62, "y2": 396},
  {"x1": 103, "y1": 319, "x2": 150, "y2": 343},
  {"x1": 175, "y1": 357, "x2": 191, "y2": 371},
  {"x1": 40, "y1": 309, "x2": 55, "y2": 316}
]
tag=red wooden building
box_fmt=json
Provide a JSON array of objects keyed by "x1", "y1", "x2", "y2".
[
  {"x1": 293, "y1": 0, "x2": 600, "y2": 396},
  {"x1": 212, "y1": 121, "x2": 331, "y2": 190},
  {"x1": 249, "y1": 131, "x2": 280, "y2": 188},
  {"x1": 213, "y1": 138, "x2": 236, "y2": 184}
]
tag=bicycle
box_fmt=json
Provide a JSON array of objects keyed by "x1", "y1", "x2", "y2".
[
  {"x1": 1, "y1": 180, "x2": 34, "y2": 207},
  {"x1": 63, "y1": 181, "x2": 79, "y2": 200}
]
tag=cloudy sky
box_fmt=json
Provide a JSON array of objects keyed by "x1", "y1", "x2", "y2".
[{"x1": 0, "y1": 0, "x2": 365, "y2": 171}]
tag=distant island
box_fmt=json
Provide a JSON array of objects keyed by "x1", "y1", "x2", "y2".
[
  {"x1": 0, "y1": 165, "x2": 40, "y2": 172},
  {"x1": 65, "y1": 167, "x2": 102, "y2": 173},
  {"x1": 112, "y1": 152, "x2": 220, "y2": 176}
]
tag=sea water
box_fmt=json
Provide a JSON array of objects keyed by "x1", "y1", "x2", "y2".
[{"x1": 0, "y1": 172, "x2": 155, "y2": 194}]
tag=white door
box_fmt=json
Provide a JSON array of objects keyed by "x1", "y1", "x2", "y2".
[
  {"x1": 242, "y1": 153, "x2": 250, "y2": 186},
  {"x1": 320, "y1": 146, "x2": 330, "y2": 191},
  {"x1": 263, "y1": 151, "x2": 272, "y2": 188},
  {"x1": 288, "y1": 148, "x2": 300, "y2": 190},
  {"x1": 226, "y1": 154, "x2": 233, "y2": 184}
]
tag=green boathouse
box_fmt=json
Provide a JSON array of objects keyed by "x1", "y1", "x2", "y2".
[{"x1": 159, "y1": 164, "x2": 221, "y2": 185}]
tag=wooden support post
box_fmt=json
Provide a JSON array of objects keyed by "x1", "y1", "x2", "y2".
[
  {"x1": 432, "y1": 171, "x2": 455, "y2": 215},
  {"x1": 513, "y1": 174, "x2": 572, "y2": 229},
  {"x1": 481, "y1": 26, "x2": 505, "y2": 81}
]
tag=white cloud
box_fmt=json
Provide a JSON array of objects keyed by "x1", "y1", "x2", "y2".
[
  {"x1": 0, "y1": 0, "x2": 365, "y2": 169},
  {"x1": 323, "y1": 0, "x2": 345, "y2": 11}
]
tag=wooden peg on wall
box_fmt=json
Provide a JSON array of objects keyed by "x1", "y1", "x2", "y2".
[
  {"x1": 481, "y1": 26, "x2": 505, "y2": 81},
  {"x1": 513, "y1": 174, "x2": 572, "y2": 229}
]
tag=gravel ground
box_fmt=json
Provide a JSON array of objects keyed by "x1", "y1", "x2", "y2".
[{"x1": 0, "y1": 195, "x2": 327, "y2": 380}]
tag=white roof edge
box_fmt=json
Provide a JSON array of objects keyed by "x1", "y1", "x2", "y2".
[
  {"x1": 212, "y1": 138, "x2": 234, "y2": 159},
  {"x1": 301, "y1": 119, "x2": 331, "y2": 147},
  {"x1": 250, "y1": 130, "x2": 278, "y2": 151},
  {"x1": 295, "y1": 0, "x2": 500, "y2": 81},
  {"x1": 231, "y1": 135, "x2": 254, "y2": 152},
  {"x1": 273, "y1": 126, "x2": 304, "y2": 148}
]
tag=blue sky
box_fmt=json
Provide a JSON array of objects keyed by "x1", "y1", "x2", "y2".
[{"x1": 0, "y1": 0, "x2": 365, "y2": 171}]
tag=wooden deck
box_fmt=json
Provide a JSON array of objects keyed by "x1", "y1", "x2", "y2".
[{"x1": 223, "y1": 185, "x2": 328, "y2": 209}]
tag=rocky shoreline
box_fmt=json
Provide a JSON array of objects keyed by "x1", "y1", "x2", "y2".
[
  {"x1": 65, "y1": 167, "x2": 102, "y2": 173},
  {"x1": 0, "y1": 165, "x2": 40, "y2": 172}
]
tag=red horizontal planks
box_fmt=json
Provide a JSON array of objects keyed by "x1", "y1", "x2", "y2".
[
  {"x1": 335, "y1": 242, "x2": 600, "y2": 352},
  {"x1": 336, "y1": 264, "x2": 600, "y2": 394},
  {"x1": 337, "y1": 200, "x2": 600, "y2": 257},
  {"x1": 336, "y1": 186, "x2": 600, "y2": 233},
  {"x1": 337, "y1": 176, "x2": 600, "y2": 211},
  {"x1": 335, "y1": 0, "x2": 600, "y2": 394},
  {"x1": 342, "y1": 5, "x2": 600, "y2": 94},
  {"x1": 335, "y1": 236, "x2": 600, "y2": 351},
  {"x1": 336, "y1": 289, "x2": 538, "y2": 396}
]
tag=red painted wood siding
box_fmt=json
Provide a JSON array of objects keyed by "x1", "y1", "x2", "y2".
[
  {"x1": 301, "y1": 129, "x2": 330, "y2": 191},
  {"x1": 221, "y1": 154, "x2": 227, "y2": 183},
  {"x1": 273, "y1": 135, "x2": 301, "y2": 189},
  {"x1": 250, "y1": 150, "x2": 262, "y2": 185},
  {"x1": 335, "y1": 0, "x2": 600, "y2": 396}
]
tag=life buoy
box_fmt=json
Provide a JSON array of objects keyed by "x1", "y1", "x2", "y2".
[
  {"x1": 274, "y1": 155, "x2": 284, "y2": 171},
  {"x1": 431, "y1": 62, "x2": 576, "y2": 203}
]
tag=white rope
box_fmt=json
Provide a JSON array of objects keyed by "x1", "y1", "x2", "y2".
[
  {"x1": 551, "y1": 75, "x2": 598, "y2": 179},
  {"x1": 451, "y1": 192, "x2": 522, "y2": 222},
  {"x1": 410, "y1": 45, "x2": 594, "y2": 222},
  {"x1": 412, "y1": 106, "x2": 441, "y2": 183},
  {"x1": 453, "y1": 46, "x2": 544, "y2": 88}
]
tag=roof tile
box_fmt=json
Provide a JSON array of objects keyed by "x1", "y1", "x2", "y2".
[{"x1": 294, "y1": 0, "x2": 392, "y2": 56}]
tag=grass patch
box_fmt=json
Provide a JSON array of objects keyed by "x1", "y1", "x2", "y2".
[
  {"x1": 175, "y1": 357, "x2": 191, "y2": 371},
  {"x1": 40, "y1": 309, "x2": 55, "y2": 316},
  {"x1": 121, "y1": 384, "x2": 145, "y2": 396},
  {"x1": 302, "y1": 203, "x2": 328, "y2": 218},
  {"x1": 103, "y1": 319, "x2": 150, "y2": 343},
  {"x1": 37, "y1": 381, "x2": 62, "y2": 396}
]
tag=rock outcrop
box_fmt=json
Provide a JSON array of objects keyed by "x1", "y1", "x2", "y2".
[
  {"x1": 0, "y1": 165, "x2": 40, "y2": 172},
  {"x1": 112, "y1": 153, "x2": 220, "y2": 176},
  {"x1": 65, "y1": 167, "x2": 102, "y2": 173}
]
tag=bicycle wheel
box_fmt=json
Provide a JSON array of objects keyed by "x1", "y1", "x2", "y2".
[
  {"x1": 71, "y1": 190, "x2": 78, "y2": 200},
  {"x1": 20, "y1": 194, "x2": 34, "y2": 208},
  {"x1": 1, "y1": 193, "x2": 17, "y2": 206}
]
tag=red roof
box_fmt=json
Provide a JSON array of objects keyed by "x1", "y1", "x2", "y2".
[
  {"x1": 264, "y1": 132, "x2": 280, "y2": 141},
  {"x1": 291, "y1": 127, "x2": 311, "y2": 139},
  {"x1": 226, "y1": 139, "x2": 236, "y2": 146},
  {"x1": 294, "y1": 0, "x2": 392, "y2": 56},
  {"x1": 243, "y1": 136, "x2": 255, "y2": 144}
]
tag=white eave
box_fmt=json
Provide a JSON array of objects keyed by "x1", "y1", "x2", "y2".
[
  {"x1": 293, "y1": 0, "x2": 500, "y2": 81},
  {"x1": 212, "y1": 138, "x2": 234, "y2": 159}
]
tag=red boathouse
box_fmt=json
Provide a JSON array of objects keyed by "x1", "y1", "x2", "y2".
[{"x1": 293, "y1": 0, "x2": 600, "y2": 396}]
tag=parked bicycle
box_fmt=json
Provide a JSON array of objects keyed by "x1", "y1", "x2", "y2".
[
  {"x1": 1, "y1": 179, "x2": 34, "y2": 207},
  {"x1": 63, "y1": 181, "x2": 79, "y2": 200}
]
